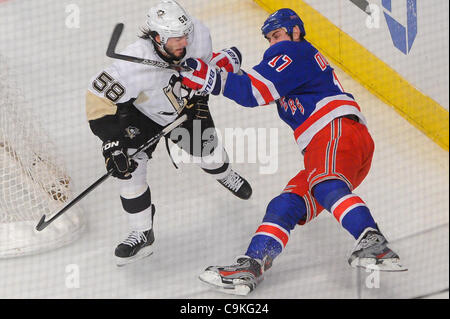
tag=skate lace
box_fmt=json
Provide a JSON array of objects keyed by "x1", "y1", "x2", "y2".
[
  {"x1": 359, "y1": 233, "x2": 382, "y2": 249},
  {"x1": 220, "y1": 171, "x2": 244, "y2": 192},
  {"x1": 122, "y1": 231, "x2": 147, "y2": 247},
  {"x1": 235, "y1": 256, "x2": 263, "y2": 275}
]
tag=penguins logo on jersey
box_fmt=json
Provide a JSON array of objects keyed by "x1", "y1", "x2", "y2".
[
  {"x1": 124, "y1": 126, "x2": 141, "y2": 139},
  {"x1": 163, "y1": 75, "x2": 192, "y2": 114}
]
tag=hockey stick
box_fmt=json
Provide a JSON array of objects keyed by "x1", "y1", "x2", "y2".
[
  {"x1": 35, "y1": 114, "x2": 188, "y2": 231},
  {"x1": 106, "y1": 23, "x2": 192, "y2": 72}
]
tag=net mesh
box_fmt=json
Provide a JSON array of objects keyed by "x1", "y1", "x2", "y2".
[{"x1": 0, "y1": 55, "x2": 85, "y2": 257}]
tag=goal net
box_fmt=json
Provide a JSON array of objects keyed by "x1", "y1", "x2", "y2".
[{"x1": 0, "y1": 55, "x2": 85, "y2": 258}]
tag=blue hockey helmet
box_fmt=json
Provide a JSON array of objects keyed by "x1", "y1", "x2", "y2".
[{"x1": 261, "y1": 8, "x2": 306, "y2": 39}]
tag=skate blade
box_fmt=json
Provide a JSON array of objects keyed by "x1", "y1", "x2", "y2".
[
  {"x1": 116, "y1": 246, "x2": 154, "y2": 267},
  {"x1": 350, "y1": 257, "x2": 408, "y2": 272},
  {"x1": 198, "y1": 270, "x2": 251, "y2": 296}
]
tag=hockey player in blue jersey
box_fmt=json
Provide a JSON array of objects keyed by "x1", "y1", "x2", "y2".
[{"x1": 181, "y1": 8, "x2": 407, "y2": 295}]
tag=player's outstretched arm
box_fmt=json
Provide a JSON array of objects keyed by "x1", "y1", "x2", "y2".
[
  {"x1": 180, "y1": 58, "x2": 270, "y2": 108},
  {"x1": 180, "y1": 48, "x2": 264, "y2": 107},
  {"x1": 180, "y1": 45, "x2": 300, "y2": 108}
]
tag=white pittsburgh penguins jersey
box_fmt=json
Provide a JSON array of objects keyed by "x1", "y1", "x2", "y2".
[{"x1": 86, "y1": 17, "x2": 212, "y2": 126}]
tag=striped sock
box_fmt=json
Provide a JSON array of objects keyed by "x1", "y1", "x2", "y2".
[
  {"x1": 245, "y1": 222, "x2": 290, "y2": 261},
  {"x1": 313, "y1": 179, "x2": 377, "y2": 239},
  {"x1": 330, "y1": 194, "x2": 377, "y2": 239}
]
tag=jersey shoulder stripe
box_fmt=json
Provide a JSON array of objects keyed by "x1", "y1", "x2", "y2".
[{"x1": 246, "y1": 69, "x2": 280, "y2": 105}]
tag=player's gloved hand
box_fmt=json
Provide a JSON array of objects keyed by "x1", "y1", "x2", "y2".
[
  {"x1": 210, "y1": 47, "x2": 242, "y2": 74},
  {"x1": 180, "y1": 58, "x2": 223, "y2": 96},
  {"x1": 102, "y1": 139, "x2": 137, "y2": 180},
  {"x1": 184, "y1": 93, "x2": 210, "y2": 120}
]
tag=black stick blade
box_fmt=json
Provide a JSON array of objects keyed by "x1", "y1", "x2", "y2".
[
  {"x1": 35, "y1": 215, "x2": 48, "y2": 231},
  {"x1": 105, "y1": 23, "x2": 192, "y2": 72},
  {"x1": 106, "y1": 23, "x2": 124, "y2": 57}
]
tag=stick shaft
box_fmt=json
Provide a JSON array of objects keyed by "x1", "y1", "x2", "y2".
[
  {"x1": 36, "y1": 114, "x2": 188, "y2": 231},
  {"x1": 106, "y1": 23, "x2": 192, "y2": 72}
]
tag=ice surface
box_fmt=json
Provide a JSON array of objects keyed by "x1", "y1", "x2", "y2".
[{"x1": 0, "y1": 0, "x2": 447, "y2": 299}]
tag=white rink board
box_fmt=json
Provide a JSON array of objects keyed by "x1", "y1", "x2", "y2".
[
  {"x1": 303, "y1": 0, "x2": 449, "y2": 110},
  {"x1": 0, "y1": 0, "x2": 448, "y2": 298}
]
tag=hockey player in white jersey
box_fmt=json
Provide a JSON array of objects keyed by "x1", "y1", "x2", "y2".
[{"x1": 86, "y1": 0, "x2": 252, "y2": 266}]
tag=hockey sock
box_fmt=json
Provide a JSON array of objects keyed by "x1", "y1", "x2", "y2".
[
  {"x1": 312, "y1": 179, "x2": 377, "y2": 239},
  {"x1": 202, "y1": 161, "x2": 231, "y2": 180},
  {"x1": 198, "y1": 145, "x2": 232, "y2": 180},
  {"x1": 120, "y1": 186, "x2": 153, "y2": 231},
  {"x1": 127, "y1": 205, "x2": 154, "y2": 231},
  {"x1": 245, "y1": 193, "x2": 307, "y2": 262}
]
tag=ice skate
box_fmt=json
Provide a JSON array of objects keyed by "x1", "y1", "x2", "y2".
[
  {"x1": 115, "y1": 205, "x2": 156, "y2": 267},
  {"x1": 217, "y1": 169, "x2": 252, "y2": 200},
  {"x1": 198, "y1": 256, "x2": 264, "y2": 296},
  {"x1": 348, "y1": 227, "x2": 407, "y2": 272}
]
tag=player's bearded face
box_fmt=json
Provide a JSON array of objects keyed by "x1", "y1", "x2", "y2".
[{"x1": 164, "y1": 35, "x2": 189, "y2": 58}]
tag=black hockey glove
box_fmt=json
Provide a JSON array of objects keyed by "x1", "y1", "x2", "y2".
[
  {"x1": 183, "y1": 91, "x2": 210, "y2": 120},
  {"x1": 102, "y1": 140, "x2": 138, "y2": 180}
]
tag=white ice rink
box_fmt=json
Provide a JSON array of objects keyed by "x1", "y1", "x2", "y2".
[{"x1": 0, "y1": 0, "x2": 448, "y2": 299}]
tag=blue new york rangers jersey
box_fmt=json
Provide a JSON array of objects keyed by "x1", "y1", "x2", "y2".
[{"x1": 222, "y1": 40, "x2": 367, "y2": 151}]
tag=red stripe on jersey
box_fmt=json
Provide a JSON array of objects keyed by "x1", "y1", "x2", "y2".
[
  {"x1": 247, "y1": 73, "x2": 275, "y2": 104},
  {"x1": 294, "y1": 99, "x2": 360, "y2": 140},
  {"x1": 255, "y1": 224, "x2": 289, "y2": 247},
  {"x1": 332, "y1": 195, "x2": 366, "y2": 221}
]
